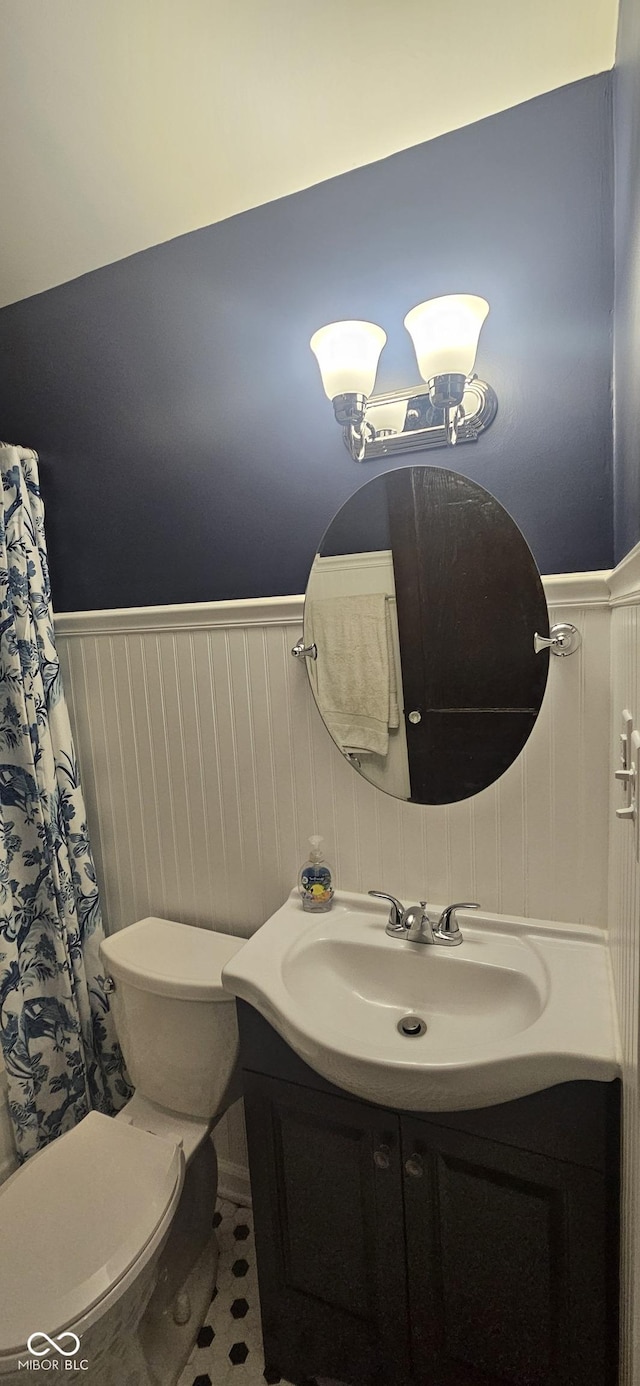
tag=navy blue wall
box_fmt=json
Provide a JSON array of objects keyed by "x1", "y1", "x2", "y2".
[
  {"x1": 614, "y1": 0, "x2": 640, "y2": 563},
  {"x1": 0, "y1": 74, "x2": 613, "y2": 611}
]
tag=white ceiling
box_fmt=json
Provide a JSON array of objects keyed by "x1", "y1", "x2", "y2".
[{"x1": 0, "y1": 0, "x2": 619, "y2": 308}]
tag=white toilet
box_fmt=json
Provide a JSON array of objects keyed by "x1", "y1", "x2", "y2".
[{"x1": 0, "y1": 916, "x2": 245, "y2": 1386}]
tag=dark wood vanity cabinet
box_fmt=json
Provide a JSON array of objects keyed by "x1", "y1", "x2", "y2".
[
  {"x1": 238, "y1": 1002, "x2": 620, "y2": 1386},
  {"x1": 401, "y1": 1116, "x2": 611, "y2": 1386},
  {"x1": 242, "y1": 1070, "x2": 410, "y2": 1385}
]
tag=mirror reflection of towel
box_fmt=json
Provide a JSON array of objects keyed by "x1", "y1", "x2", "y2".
[{"x1": 306, "y1": 594, "x2": 399, "y2": 757}]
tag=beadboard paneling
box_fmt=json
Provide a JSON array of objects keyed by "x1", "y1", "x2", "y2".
[
  {"x1": 50, "y1": 582, "x2": 613, "y2": 1207},
  {"x1": 608, "y1": 543, "x2": 640, "y2": 1385},
  {"x1": 214, "y1": 1099, "x2": 250, "y2": 1205},
  {"x1": 56, "y1": 590, "x2": 610, "y2": 937}
]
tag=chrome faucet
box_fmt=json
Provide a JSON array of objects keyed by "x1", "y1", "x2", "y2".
[{"x1": 368, "y1": 892, "x2": 480, "y2": 946}]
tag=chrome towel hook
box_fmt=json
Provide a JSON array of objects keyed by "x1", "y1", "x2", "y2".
[{"x1": 534, "y1": 623, "x2": 581, "y2": 657}]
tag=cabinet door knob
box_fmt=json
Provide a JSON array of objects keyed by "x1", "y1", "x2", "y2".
[
  {"x1": 373, "y1": 1143, "x2": 391, "y2": 1170},
  {"x1": 405, "y1": 1153, "x2": 424, "y2": 1178}
]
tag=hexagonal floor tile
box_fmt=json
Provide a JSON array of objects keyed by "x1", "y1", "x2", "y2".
[
  {"x1": 178, "y1": 1198, "x2": 306, "y2": 1386},
  {"x1": 228, "y1": 1341, "x2": 249, "y2": 1365}
]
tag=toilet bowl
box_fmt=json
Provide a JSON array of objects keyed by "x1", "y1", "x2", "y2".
[{"x1": 0, "y1": 918, "x2": 245, "y2": 1386}]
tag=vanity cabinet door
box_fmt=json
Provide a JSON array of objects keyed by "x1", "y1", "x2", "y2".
[
  {"x1": 401, "y1": 1116, "x2": 612, "y2": 1386},
  {"x1": 243, "y1": 1071, "x2": 410, "y2": 1386}
]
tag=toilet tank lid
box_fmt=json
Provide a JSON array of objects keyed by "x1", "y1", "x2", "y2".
[
  {"x1": 100, "y1": 917, "x2": 245, "y2": 1000},
  {"x1": 0, "y1": 1112, "x2": 183, "y2": 1356}
]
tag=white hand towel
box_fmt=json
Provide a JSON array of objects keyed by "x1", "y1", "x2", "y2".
[{"x1": 306, "y1": 593, "x2": 398, "y2": 757}]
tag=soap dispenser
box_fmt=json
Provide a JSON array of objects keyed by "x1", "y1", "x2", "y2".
[{"x1": 298, "y1": 836, "x2": 334, "y2": 913}]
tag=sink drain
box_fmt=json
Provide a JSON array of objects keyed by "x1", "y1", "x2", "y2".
[{"x1": 398, "y1": 1015, "x2": 427, "y2": 1037}]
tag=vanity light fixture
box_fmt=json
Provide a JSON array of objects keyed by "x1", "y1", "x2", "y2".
[
  {"x1": 310, "y1": 293, "x2": 497, "y2": 462},
  {"x1": 404, "y1": 294, "x2": 489, "y2": 446},
  {"x1": 309, "y1": 321, "x2": 387, "y2": 462}
]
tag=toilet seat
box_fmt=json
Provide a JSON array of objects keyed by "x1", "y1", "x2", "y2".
[{"x1": 0, "y1": 1111, "x2": 184, "y2": 1365}]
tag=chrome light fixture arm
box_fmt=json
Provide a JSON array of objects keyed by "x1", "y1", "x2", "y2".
[
  {"x1": 332, "y1": 392, "x2": 370, "y2": 462},
  {"x1": 341, "y1": 377, "x2": 497, "y2": 462}
]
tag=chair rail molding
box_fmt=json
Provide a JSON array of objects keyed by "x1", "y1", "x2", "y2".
[
  {"x1": 54, "y1": 571, "x2": 610, "y2": 640},
  {"x1": 53, "y1": 594, "x2": 305, "y2": 638},
  {"x1": 607, "y1": 539, "x2": 640, "y2": 607}
]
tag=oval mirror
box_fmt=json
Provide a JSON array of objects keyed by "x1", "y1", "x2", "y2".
[{"x1": 303, "y1": 465, "x2": 550, "y2": 805}]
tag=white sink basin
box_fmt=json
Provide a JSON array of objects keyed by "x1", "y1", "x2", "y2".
[
  {"x1": 222, "y1": 889, "x2": 620, "y2": 1111},
  {"x1": 284, "y1": 933, "x2": 546, "y2": 1049}
]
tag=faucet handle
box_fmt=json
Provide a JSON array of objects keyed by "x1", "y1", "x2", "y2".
[
  {"x1": 433, "y1": 902, "x2": 480, "y2": 946},
  {"x1": 368, "y1": 890, "x2": 406, "y2": 934}
]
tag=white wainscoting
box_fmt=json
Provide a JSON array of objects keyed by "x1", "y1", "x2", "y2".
[
  {"x1": 45, "y1": 574, "x2": 612, "y2": 1203},
  {"x1": 214, "y1": 1099, "x2": 250, "y2": 1205},
  {"x1": 54, "y1": 577, "x2": 611, "y2": 937},
  {"x1": 0, "y1": 575, "x2": 615, "y2": 1198},
  {"x1": 608, "y1": 543, "x2": 640, "y2": 1386}
]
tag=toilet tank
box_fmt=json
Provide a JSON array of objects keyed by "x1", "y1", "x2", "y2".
[{"x1": 100, "y1": 918, "x2": 245, "y2": 1119}]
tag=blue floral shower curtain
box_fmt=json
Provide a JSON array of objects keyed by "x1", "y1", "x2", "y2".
[{"x1": 0, "y1": 444, "x2": 130, "y2": 1162}]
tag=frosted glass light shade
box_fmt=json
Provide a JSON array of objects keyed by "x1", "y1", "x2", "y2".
[
  {"x1": 310, "y1": 320, "x2": 386, "y2": 401},
  {"x1": 404, "y1": 295, "x2": 489, "y2": 384}
]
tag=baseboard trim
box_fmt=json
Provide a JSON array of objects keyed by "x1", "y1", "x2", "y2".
[{"x1": 217, "y1": 1158, "x2": 252, "y2": 1208}]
